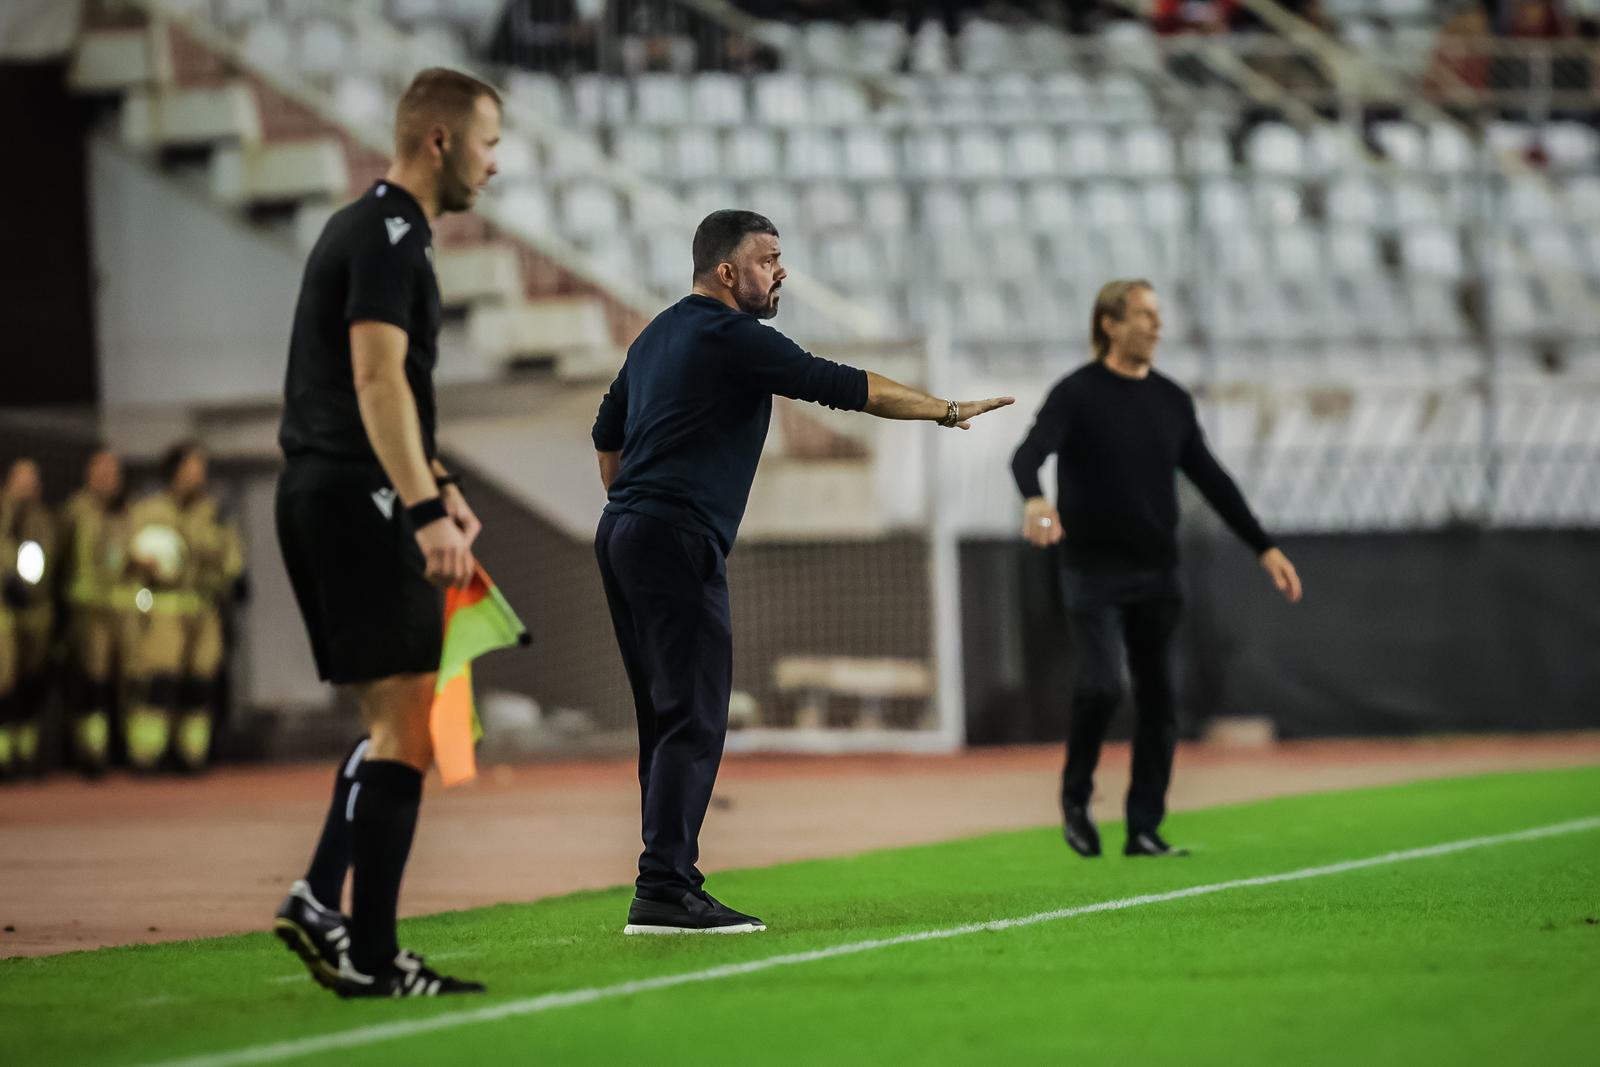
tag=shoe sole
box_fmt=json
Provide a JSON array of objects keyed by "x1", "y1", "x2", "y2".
[
  {"x1": 621, "y1": 922, "x2": 766, "y2": 935},
  {"x1": 272, "y1": 918, "x2": 340, "y2": 991}
]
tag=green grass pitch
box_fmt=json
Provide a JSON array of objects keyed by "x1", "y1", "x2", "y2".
[{"x1": 4, "y1": 767, "x2": 1597, "y2": 1066}]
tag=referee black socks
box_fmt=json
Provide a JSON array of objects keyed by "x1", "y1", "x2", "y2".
[
  {"x1": 348, "y1": 758, "x2": 424, "y2": 973},
  {"x1": 302, "y1": 736, "x2": 369, "y2": 910}
]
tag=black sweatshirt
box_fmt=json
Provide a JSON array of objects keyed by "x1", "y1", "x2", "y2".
[
  {"x1": 592, "y1": 294, "x2": 869, "y2": 554},
  {"x1": 1010, "y1": 360, "x2": 1274, "y2": 571}
]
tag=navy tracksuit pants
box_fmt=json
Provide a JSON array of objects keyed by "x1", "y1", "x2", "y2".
[{"x1": 595, "y1": 509, "x2": 733, "y2": 898}]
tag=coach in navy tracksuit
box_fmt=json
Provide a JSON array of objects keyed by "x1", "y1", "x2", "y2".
[{"x1": 593, "y1": 210, "x2": 1012, "y2": 935}]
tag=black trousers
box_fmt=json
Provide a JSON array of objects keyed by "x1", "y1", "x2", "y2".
[
  {"x1": 595, "y1": 510, "x2": 733, "y2": 897},
  {"x1": 1059, "y1": 566, "x2": 1184, "y2": 837}
]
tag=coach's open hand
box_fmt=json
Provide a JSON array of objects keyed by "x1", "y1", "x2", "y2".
[
  {"x1": 442, "y1": 483, "x2": 482, "y2": 546},
  {"x1": 417, "y1": 517, "x2": 475, "y2": 589},
  {"x1": 1260, "y1": 547, "x2": 1302, "y2": 603},
  {"x1": 949, "y1": 396, "x2": 1015, "y2": 430},
  {"x1": 1021, "y1": 495, "x2": 1063, "y2": 547}
]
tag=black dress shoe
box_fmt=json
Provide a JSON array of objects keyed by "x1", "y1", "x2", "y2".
[
  {"x1": 1063, "y1": 804, "x2": 1102, "y2": 857},
  {"x1": 623, "y1": 889, "x2": 766, "y2": 935},
  {"x1": 1124, "y1": 831, "x2": 1189, "y2": 857}
]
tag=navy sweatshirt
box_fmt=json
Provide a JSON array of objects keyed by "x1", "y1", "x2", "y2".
[
  {"x1": 1010, "y1": 360, "x2": 1274, "y2": 571},
  {"x1": 592, "y1": 295, "x2": 870, "y2": 554}
]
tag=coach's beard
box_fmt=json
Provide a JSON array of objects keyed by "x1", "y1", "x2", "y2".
[{"x1": 737, "y1": 281, "x2": 780, "y2": 320}]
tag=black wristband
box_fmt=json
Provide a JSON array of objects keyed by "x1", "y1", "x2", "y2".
[
  {"x1": 436, "y1": 474, "x2": 460, "y2": 491},
  {"x1": 406, "y1": 496, "x2": 449, "y2": 529}
]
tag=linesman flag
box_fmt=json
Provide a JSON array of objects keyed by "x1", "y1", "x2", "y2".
[{"x1": 430, "y1": 561, "x2": 530, "y2": 787}]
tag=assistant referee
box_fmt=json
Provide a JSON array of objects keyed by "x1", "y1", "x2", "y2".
[
  {"x1": 594, "y1": 210, "x2": 1013, "y2": 934},
  {"x1": 1011, "y1": 279, "x2": 1302, "y2": 860},
  {"x1": 271, "y1": 69, "x2": 500, "y2": 998}
]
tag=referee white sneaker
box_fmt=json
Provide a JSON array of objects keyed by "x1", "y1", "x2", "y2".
[{"x1": 623, "y1": 890, "x2": 766, "y2": 935}]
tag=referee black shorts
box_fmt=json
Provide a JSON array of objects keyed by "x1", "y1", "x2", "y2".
[{"x1": 275, "y1": 457, "x2": 442, "y2": 685}]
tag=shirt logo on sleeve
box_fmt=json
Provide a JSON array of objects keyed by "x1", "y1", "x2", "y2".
[{"x1": 384, "y1": 217, "x2": 411, "y2": 245}]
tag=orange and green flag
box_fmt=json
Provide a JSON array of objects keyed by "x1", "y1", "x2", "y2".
[{"x1": 430, "y1": 561, "x2": 530, "y2": 787}]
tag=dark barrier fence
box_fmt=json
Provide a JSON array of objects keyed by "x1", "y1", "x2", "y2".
[{"x1": 961, "y1": 528, "x2": 1600, "y2": 745}]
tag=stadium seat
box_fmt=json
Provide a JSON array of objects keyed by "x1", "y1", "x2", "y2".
[
  {"x1": 570, "y1": 76, "x2": 629, "y2": 126},
  {"x1": 921, "y1": 186, "x2": 971, "y2": 231},
  {"x1": 1005, "y1": 127, "x2": 1057, "y2": 179},
  {"x1": 1023, "y1": 181, "x2": 1076, "y2": 229},
  {"x1": 1199, "y1": 178, "x2": 1251, "y2": 228},
  {"x1": 1123, "y1": 126, "x2": 1175, "y2": 177},
  {"x1": 953, "y1": 128, "x2": 1006, "y2": 179},
  {"x1": 1245, "y1": 123, "x2": 1306, "y2": 177},
  {"x1": 784, "y1": 128, "x2": 842, "y2": 180},
  {"x1": 903, "y1": 129, "x2": 953, "y2": 180},
  {"x1": 1426, "y1": 123, "x2": 1478, "y2": 174},
  {"x1": 972, "y1": 183, "x2": 1025, "y2": 229},
  {"x1": 852, "y1": 21, "x2": 908, "y2": 75},
  {"x1": 725, "y1": 127, "x2": 781, "y2": 180},
  {"x1": 1402, "y1": 226, "x2": 1465, "y2": 280},
  {"x1": 669, "y1": 128, "x2": 720, "y2": 182},
  {"x1": 812, "y1": 77, "x2": 870, "y2": 124},
  {"x1": 494, "y1": 186, "x2": 553, "y2": 234},
  {"x1": 1083, "y1": 182, "x2": 1138, "y2": 227},
  {"x1": 613, "y1": 128, "x2": 666, "y2": 176},
  {"x1": 1060, "y1": 127, "x2": 1120, "y2": 177},
  {"x1": 688, "y1": 74, "x2": 746, "y2": 125},
  {"x1": 634, "y1": 75, "x2": 690, "y2": 125},
  {"x1": 1184, "y1": 125, "x2": 1234, "y2": 176},
  {"x1": 860, "y1": 184, "x2": 913, "y2": 232},
  {"x1": 801, "y1": 182, "x2": 858, "y2": 231},
  {"x1": 842, "y1": 128, "x2": 897, "y2": 180},
  {"x1": 1373, "y1": 122, "x2": 1426, "y2": 170},
  {"x1": 494, "y1": 131, "x2": 537, "y2": 180},
  {"x1": 560, "y1": 185, "x2": 623, "y2": 236},
  {"x1": 753, "y1": 74, "x2": 811, "y2": 125}
]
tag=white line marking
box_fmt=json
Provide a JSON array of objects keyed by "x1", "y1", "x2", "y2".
[{"x1": 142, "y1": 816, "x2": 1600, "y2": 1067}]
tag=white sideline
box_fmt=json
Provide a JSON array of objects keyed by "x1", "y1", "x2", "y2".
[{"x1": 144, "y1": 816, "x2": 1600, "y2": 1067}]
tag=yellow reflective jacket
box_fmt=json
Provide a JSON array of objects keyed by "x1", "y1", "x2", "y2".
[{"x1": 126, "y1": 492, "x2": 244, "y2": 615}]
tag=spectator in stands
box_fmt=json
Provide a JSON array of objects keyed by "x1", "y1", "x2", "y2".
[
  {"x1": 123, "y1": 441, "x2": 242, "y2": 774},
  {"x1": 1425, "y1": 2, "x2": 1494, "y2": 114},
  {"x1": 1152, "y1": 0, "x2": 1240, "y2": 35},
  {"x1": 1010, "y1": 280, "x2": 1301, "y2": 860},
  {"x1": 1489, "y1": 0, "x2": 1592, "y2": 118},
  {"x1": 57, "y1": 448, "x2": 132, "y2": 777},
  {"x1": 0, "y1": 458, "x2": 56, "y2": 780}
]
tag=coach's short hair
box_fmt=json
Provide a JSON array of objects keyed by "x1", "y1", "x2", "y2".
[
  {"x1": 692, "y1": 210, "x2": 779, "y2": 279},
  {"x1": 1091, "y1": 278, "x2": 1153, "y2": 360},
  {"x1": 394, "y1": 68, "x2": 502, "y2": 159}
]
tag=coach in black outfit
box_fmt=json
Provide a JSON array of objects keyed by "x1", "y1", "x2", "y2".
[
  {"x1": 1011, "y1": 279, "x2": 1302, "y2": 859},
  {"x1": 594, "y1": 210, "x2": 1013, "y2": 934},
  {"x1": 271, "y1": 69, "x2": 503, "y2": 997}
]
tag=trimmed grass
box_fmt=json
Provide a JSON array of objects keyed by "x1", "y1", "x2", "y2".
[{"x1": 3, "y1": 767, "x2": 1597, "y2": 1066}]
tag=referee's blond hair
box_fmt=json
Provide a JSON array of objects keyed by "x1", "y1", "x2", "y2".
[
  {"x1": 1091, "y1": 279, "x2": 1153, "y2": 361},
  {"x1": 393, "y1": 68, "x2": 502, "y2": 159}
]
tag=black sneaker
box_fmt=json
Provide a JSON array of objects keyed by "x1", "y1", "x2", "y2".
[
  {"x1": 623, "y1": 889, "x2": 766, "y2": 935},
  {"x1": 1124, "y1": 831, "x2": 1190, "y2": 857},
  {"x1": 272, "y1": 880, "x2": 350, "y2": 990},
  {"x1": 336, "y1": 950, "x2": 487, "y2": 998},
  {"x1": 1063, "y1": 805, "x2": 1102, "y2": 858}
]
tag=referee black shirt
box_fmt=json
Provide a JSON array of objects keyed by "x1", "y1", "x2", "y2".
[
  {"x1": 1011, "y1": 360, "x2": 1273, "y2": 571},
  {"x1": 279, "y1": 180, "x2": 441, "y2": 467},
  {"x1": 592, "y1": 294, "x2": 869, "y2": 554}
]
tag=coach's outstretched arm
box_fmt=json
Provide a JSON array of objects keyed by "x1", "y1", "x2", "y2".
[
  {"x1": 864, "y1": 373, "x2": 1014, "y2": 429},
  {"x1": 352, "y1": 321, "x2": 473, "y2": 589}
]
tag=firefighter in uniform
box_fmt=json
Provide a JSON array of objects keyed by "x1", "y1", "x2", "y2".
[
  {"x1": 125, "y1": 442, "x2": 243, "y2": 773},
  {"x1": 58, "y1": 449, "x2": 134, "y2": 776},
  {"x1": 1, "y1": 459, "x2": 57, "y2": 780}
]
